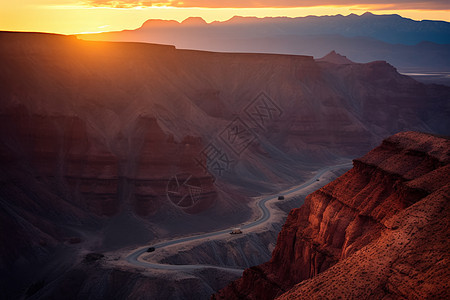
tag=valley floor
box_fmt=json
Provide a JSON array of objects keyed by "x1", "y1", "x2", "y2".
[{"x1": 83, "y1": 162, "x2": 353, "y2": 299}]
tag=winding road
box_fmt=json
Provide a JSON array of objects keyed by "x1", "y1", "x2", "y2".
[{"x1": 125, "y1": 162, "x2": 352, "y2": 272}]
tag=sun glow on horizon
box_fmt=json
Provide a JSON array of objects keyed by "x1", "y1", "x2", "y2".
[{"x1": 1, "y1": 1, "x2": 449, "y2": 35}]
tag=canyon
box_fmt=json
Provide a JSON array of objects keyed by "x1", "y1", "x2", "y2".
[
  {"x1": 0, "y1": 31, "x2": 449, "y2": 299},
  {"x1": 214, "y1": 131, "x2": 450, "y2": 299}
]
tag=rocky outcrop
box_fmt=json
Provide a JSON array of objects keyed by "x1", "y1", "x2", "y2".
[
  {"x1": 214, "y1": 132, "x2": 450, "y2": 299},
  {"x1": 317, "y1": 50, "x2": 354, "y2": 65}
]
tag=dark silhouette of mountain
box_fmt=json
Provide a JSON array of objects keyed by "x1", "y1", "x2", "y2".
[
  {"x1": 78, "y1": 13, "x2": 450, "y2": 73},
  {"x1": 181, "y1": 17, "x2": 208, "y2": 26},
  {"x1": 317, "y1": 50, "x2": 354, "y2": 64},
  {"x1": 136, "y1": 13, "x2": 450, "y2": 45}
]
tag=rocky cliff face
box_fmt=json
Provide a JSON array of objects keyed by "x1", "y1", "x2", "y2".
[
  {"x1": 214, "y1": 131, "x2": 450, "y2": 299},
  {"x1": 0, "y1": 109, "x2": 215, "y2": 217}
]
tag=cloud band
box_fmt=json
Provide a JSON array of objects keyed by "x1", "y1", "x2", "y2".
[{"x1": 84, "y1": 0, "x2": 450, "y2": 10}]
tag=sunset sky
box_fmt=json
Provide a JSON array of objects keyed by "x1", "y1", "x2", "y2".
[{"x1": 1, "y1": 0, "x2": 449, "y2": 34}]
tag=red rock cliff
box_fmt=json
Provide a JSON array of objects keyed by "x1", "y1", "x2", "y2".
[
  {"x1": 214, "y1": 131, "x2": 450, "y2": 299},
  {"x1": 0, "y1": 108, "x2": 216, "y2": 217}
]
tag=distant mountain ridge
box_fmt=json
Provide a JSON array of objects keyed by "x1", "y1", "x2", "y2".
[
  {"x1": 136, "y1": 12, "x2": 450, "y2": 45},
  {"x1": 79, "y1": 12, "x2": 450, "y2": 73}
]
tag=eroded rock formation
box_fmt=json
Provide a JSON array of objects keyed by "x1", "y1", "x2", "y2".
[{"x1": 214, "y1": 131, "x2": 450, "y2": 299}]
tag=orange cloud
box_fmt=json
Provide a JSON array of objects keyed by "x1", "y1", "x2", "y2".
[{"x1": 83, "y1": 0, "x2": 450, "y2": 10}]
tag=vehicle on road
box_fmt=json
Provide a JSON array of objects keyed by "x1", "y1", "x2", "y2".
[
  {"x1": 230, "y1": 228, "x2": 243, "y2": 234},
  {"x1": 278, "y1": 195, "x2": 285, "y2": 200},
  {"x1": 146, "y1": 247, "x2": 156, "y2": 252}
]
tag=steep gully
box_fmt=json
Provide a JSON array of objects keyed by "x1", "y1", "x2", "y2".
[{"x1": 125, "y1": 162, "x2": 352, "y2": 272}]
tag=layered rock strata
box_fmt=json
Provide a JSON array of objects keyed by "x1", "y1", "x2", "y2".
[{"x1": 214, "y1": 131, "x2": 450, "y2": 299}]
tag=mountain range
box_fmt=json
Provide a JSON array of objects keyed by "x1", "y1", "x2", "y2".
[{"x1": 79, "y1": 12, "x2": 450, "y2": 73}]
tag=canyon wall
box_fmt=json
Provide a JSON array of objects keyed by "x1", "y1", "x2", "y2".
[{"x1": 214, "y1": 131, "x2": 450, "y2": 299}]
